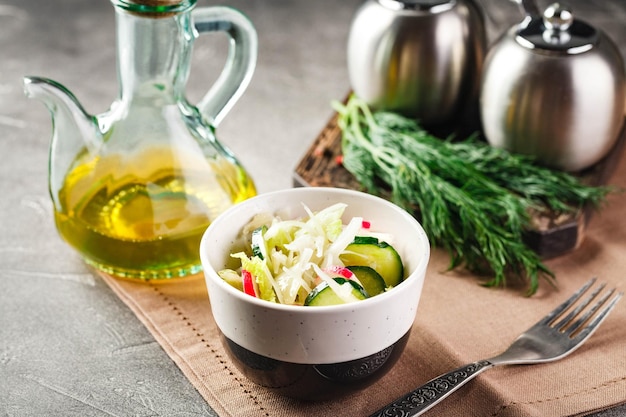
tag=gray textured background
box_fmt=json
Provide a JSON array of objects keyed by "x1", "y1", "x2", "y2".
[{"x1": 1, "y1": 0, "x2": 625, "y2": 415}]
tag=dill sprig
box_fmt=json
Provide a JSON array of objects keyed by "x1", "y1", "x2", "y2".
[{"x1": 334, "y1": 95, "x2": 611, "y2": 295}]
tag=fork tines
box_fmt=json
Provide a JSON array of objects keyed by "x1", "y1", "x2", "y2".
[{"x1": 543, "y1": 277, "x2": 623, "y2": 340}]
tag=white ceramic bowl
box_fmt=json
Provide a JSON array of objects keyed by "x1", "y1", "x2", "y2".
[{"x1": 200, "y1": 187, "x2": 430, "y2": 399}]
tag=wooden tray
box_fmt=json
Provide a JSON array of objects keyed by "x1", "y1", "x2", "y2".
[{"x1": 293, "y1": 111, "x2": 626, "y2": 259}]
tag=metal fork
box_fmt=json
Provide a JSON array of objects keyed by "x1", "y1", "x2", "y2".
[{"x1": 370, "y1": 278, "x2": 623, "y2": 417}]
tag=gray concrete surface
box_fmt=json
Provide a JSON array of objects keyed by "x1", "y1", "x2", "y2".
[{"x1": 1, "y1": 0, "x2": 624, "y2": 415}]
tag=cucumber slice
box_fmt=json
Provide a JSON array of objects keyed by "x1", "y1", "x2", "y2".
[
  {"x1": 339, "y1": 236, "x2": 404, "y2": 287},
  {"x1": 304, "y1": 278, "x2": 369, "y2": 306},
  {"x1": 346, "y1": 265, "x2": 386, "y2": 296},
  {"x1": 251, "y1": 226, "x2": 267, "y2": 260}
]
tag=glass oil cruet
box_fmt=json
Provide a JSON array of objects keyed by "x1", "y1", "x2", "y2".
[{"x1": 23, "y1": 0, "x2": 258, "y2": 279}]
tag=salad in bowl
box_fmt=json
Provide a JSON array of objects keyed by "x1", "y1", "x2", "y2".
[
  {"x1": 218, "y1": 202, "x2": 405, "y2": 306},
  {"x1": 200, "y1": 187, "x2": 430, "y2": 400}
]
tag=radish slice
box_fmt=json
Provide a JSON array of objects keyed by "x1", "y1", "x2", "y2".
[
  {"x1": 324, "y1": 265, "x2": 355, "y2": 280},
  {"x1": 242, "y1": 270, "x2": 257, "y2": 297}
]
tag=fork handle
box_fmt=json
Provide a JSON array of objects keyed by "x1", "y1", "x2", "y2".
[{"x1": 369, "y1": 360, "x2": 494, "y2": 417}]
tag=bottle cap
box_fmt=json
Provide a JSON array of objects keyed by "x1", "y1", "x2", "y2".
[{"x1": 112, "y1": 0, "x2": 195, "y2": 16}]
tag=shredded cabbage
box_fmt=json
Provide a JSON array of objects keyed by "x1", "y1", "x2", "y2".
[{"x1": 219, "y1": 202, "x2": 388, "y2": 305}]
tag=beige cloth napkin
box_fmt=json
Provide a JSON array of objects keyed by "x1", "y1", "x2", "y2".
[{"x1": 100, "y1": 152, "x2": 626, "y2": 417}]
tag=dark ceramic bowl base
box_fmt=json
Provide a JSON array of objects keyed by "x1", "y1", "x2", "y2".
[{"x1": 221, "y1": 331, "x2": 411, "y2": 401}]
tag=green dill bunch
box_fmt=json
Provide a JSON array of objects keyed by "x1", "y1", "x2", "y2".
[{"x1": 334, "y1": 94, "x2": 611, "y2": 295}]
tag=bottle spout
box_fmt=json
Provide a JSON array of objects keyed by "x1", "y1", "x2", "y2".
[{"x1": 23, "y1": 76, "x2": 101, "y2": 152}]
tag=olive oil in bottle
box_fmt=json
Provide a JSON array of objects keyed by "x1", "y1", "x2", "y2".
[{"x1": 55, "y1": 146, "x2": 256, "y2": 279}]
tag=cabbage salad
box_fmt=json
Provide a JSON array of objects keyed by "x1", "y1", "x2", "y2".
[{"x1": 218, "y1": 203, "x2": 402, "y2": 306}]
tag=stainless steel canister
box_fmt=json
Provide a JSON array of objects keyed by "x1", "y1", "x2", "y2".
[
  {"x1": 480, "y1": 2, "x2": 626, "y2": 171},
  {"x1": 347, "y1": 0, "x2": 487, "y2": 126}
]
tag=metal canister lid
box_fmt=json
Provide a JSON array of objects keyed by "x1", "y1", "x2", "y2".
[{"x1": 515, "y1": 3, "x2": 598, "y2": 54}]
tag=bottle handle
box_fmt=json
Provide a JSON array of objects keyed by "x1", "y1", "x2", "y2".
[{"x1": 192, "y1": 6, "x2": 258, "y2": 127}]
